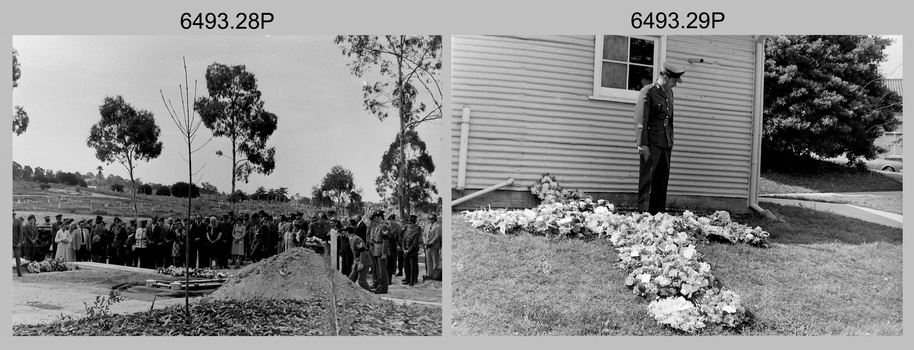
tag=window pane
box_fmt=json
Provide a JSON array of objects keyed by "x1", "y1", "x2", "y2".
[
  {"x1": 602, "y1": 35, "x2": 627, "y2": 62},
  {"x1": 630, "y1": 38, "x2": 654, "y2": 65},
  {"x1": 601, "y1": 61, "x2": 626, "y2": 89},
  {"x1": 628, "y1": 65, "x2": 654, "y2": 91}
]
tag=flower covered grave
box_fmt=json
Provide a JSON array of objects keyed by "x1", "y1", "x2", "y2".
[{"x1": 462, "y1": 174, "x2": 769, "y2": 333}]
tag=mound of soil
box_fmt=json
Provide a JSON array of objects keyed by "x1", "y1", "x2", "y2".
[{"x1": 206, "y1": 248, "x2": 380, "y2": 304}]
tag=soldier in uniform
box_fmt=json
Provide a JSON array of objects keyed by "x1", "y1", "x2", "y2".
[
  {"x1": 111, "y1": 217, "x2": 128, "y2": 265},
  {"x1": 346, "y1": 226, "x2": 371, "y2": 291},
  {"x1": 401, "y1": 214, "x2": 422, "y2": 286},
  {"x1": 386, "y1": 214, "x2": 403, "y2": 282},
  {"x1": 90, "y1": 216, "x2": 107, "y2": 263},
  {"x1": 22, "y1": 214, "x2": 39, "y2": 261},
  {"x1": 52, "y1": 214, "x2": 63, "y2": 235},
  {"x1": 38, "y1": 216, "x2": 55, "y2": 260},
  {"x1": 633, "y1": 62, "x2": 686, "y2": 215},
  {"x1": 368, "y1": 211, "x2": 390, "y2": 294}
]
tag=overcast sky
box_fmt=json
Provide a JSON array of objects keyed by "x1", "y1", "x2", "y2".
[
  {"x1": 880, "y1": 35, "x2": 903, "y2": 79},
  {"x1": 12, "y1": 35, "x2": 447, "y2": 203}
]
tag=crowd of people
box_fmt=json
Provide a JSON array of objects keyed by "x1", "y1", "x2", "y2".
[{"x1": 11, "y1": 209, "x2": 443, "y2": 294}]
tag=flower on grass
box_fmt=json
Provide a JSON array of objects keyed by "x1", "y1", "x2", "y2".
[{"x1": 647, "y1": 297, "x2": 707, "y2": 333}]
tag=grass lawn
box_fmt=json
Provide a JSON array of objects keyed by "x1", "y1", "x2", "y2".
[
  {"x1": 759, "y1": 156, "x2": 902, "y2": 194},
  {"x1": 759, "y1": 155, "x2": 903, "y2": 215},
  {"x1": 451, "y1": 203, "x2": 903, "y2": 335}
]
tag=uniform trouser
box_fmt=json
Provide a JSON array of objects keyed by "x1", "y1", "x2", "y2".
[
  {"x1": 387, "y1": 247, "x2": 398, "y2": 282},
  {"x1": 396, "y1": 250, "x2": 404, "y2": 273},
  {"x1": 405, "y1": 253, "x2": 419, "y2": 284},
  {"x1": 371, "y1": 255, "x2": 388, "y2": 291},
  {"x1": 341, "y1": 252, "x2": 353, "y2": 276},
  {"x1": 13, "y1": 247, "x2": 22, "y2": 276},
  {"x1": 349, "y1": 252, "x2": 371, "y2": 291},
  {"x1": 638, "y1": 145, "x2": 672, "y2": 215},
  {"x1": 428, "y1": 248, "x2": 440, "y2": 273}
]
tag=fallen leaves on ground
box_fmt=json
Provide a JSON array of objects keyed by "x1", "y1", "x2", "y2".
[{"x1": 13, "y1": 298, "x2": 441, "y2": 336}]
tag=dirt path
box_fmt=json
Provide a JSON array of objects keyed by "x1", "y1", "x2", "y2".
[{"x1": 12, "y1": 270, "x2": 187, "y2": 325}]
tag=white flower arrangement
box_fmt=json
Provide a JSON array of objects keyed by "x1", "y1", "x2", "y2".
[
  {"x1": 647, "y1": 297, "x2": 708, "y2": 333},
  {"x1": 463, "y1": 186, "x2": 767, "y2": 332}
]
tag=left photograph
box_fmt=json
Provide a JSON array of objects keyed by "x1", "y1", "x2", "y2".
[{"x1": 11, "y1": 35, "x2": 444, "y2": 336}]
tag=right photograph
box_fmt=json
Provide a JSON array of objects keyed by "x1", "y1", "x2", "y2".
[{"x1": 449, "y1": 35, "x2": 903, "y2": 335}]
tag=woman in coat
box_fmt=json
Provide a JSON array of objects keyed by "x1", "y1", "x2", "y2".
[
  {"x1": 133, "y1": 220, "x2": 148, "y2": 268},
  {"x1": 54, "y1": 223, "x2": 75, "y2": 261},
  {"x1": 172, "y1": 221, "x2": 186, "y2": 267},
  {"x1": 231, "y1": 217, "x2": 246, "y2": 268}
]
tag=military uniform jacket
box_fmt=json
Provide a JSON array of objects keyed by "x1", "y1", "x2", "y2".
[
  {"x1": 369, "y1": 223, "x2": 390, "y2": 257},
  {"x1": 633, "y1": 82, "x2": 675, "y2": 148},
  {"x1": 387, "y1": 222, "x2": 402, "y2": 252},
  {"x1": 402, "y1": 223, "x2": 422, "y2": 256},
  {"x1": 348, "y1": 235, "x2": 372, "y2": 266}
]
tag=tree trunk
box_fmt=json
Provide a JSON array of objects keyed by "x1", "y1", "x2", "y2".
[
  {"x1": 397, "y1": 36, "x2": 408, "y2": 221},
  {"x1": 127, "y1": 157, "x2": 138, "y2": 225},
  {"x1": 231, "y1": 138, "x2": 237, "y2": 212}
]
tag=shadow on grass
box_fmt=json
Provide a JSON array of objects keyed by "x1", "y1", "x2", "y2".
[
  {"x1": 736, "y1": 203, "x2": 902, "y2": 245},
  {"x1": 760, "y1": 154, "x2": 902, "y2": 194}
]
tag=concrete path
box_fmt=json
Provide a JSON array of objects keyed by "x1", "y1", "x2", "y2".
[
  {"x1": 72, "y1": 262, "x2": 157, "y2": 274},
  {"x1": 759, "y1": 197, "x2": 903, "y2": 229}
]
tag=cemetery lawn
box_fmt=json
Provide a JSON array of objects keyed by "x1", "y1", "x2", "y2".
[
  {"x1": 13, "y1": 180, "x2": 293, "y2": 220},
  {"x1": 451, "y1": 203, "x2": 903, "y2": 335}
]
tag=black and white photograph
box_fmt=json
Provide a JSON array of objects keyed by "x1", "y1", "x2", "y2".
[
  {"x1": 11, "y1": 35, "x2": 444, "y2": 336},
  {"x1": 451, "y1": 35, "x2": 902, "y2": 335}
]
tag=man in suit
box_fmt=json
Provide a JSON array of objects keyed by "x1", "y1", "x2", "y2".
[
  {"x1": 13, "y1": 212, "x2": 24, "y2": 276},
  {"x1": 73, "y1": 220, "x2": 91, "y2": 262},
  {"x1": 634, "y1": 62, "x2": 686, "y2": 215},
  {"x1": 146, "y1": 217, "x2": 163, "y2": 268},
  {"x1": 163, "y1": 218, "x2": 175, "y2": 267},
  {"x1": 426, "y1": 214, "x2": 442, "y2": 278},
  {"x1": 205, "y1": 216, "x2": 223, "y2": 269},
  {"x1": 354, "y1": 215, "x2": 368, "y2": 243},
  {"x1": 189, "y1": 215, "x2": 206, "y2": 268}
]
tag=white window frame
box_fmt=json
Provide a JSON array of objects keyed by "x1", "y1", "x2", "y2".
[{"x1": 590, "y1": 35, "x2": 666, "y2": 103}]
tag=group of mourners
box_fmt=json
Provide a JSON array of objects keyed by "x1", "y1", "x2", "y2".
[{"x1": 11, "y1": 209, "x2": 443, "y2": 294}]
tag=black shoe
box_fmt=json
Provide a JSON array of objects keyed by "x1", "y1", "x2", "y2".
[{"x1": 373, "y1": 290, "x2": 387, "y2": 294}]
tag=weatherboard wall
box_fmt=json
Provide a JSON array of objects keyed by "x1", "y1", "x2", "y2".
[{"x1": 451, "y1": 35, "x2": 758, "y2": 206}]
